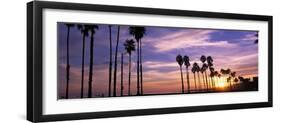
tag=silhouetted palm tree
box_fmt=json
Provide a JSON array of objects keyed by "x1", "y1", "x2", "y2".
[
  {"x1": 183, "y1": 56, "x2": 190, "y2": 93},
  {"x1": 214, "y1": 71, "x2": 219, "y2": 88},
  {"x1": 108, "y1": 25, "x2": 112, "y2": 97},
  {"x1": 77, "y1": 24, "x2": 89, "y2": 98},
  {"x1": 234, "y1": 78, "x2": 239, "y2": 83},
  {"x1": 254, "y1": 32, "x2": 258, "y2": 44},
  {"x1": 85, "y1": 24, "x2": 99, "y2": 98},
  {"x1": 200, "y1": 55, "x2": 208, "y2": 90},
  {"x1": 113, "y1": 26, "x2": 121, "y2": 97},
  {"x1": 195, "y1": 63, "x2": 201, "y2": 91},
  {"x1": 192, "y1": 63, "x2": 197, "y2": 91},
  {"x1": 200, "y1": 67, "x2": 205, "y2": 91},
  {"x1": 226, "y1": 68, "x2": 231, "y2": 88},
  {"x1": 209, "y1": 66, "x2": 215, "y2": 88},
  {"x1": 64, "y1": 23, "x2": 74, "y2": 99},
  {"x1": 220, "y1": 68, "x2": 231, "y2": 88},
  {"x1": 129, "y1": 26, "x2": 146, "y2": 95},
  {"x1": 207, "y1": 56, "x2": 214, "y2": 87},
  {"x1": 201, "y1": 63, "x2": 208, "y2": 90},
  {"x1": 210, "y1": 71, "x2": 215, "y2": 88},
  {"x1": 120, "y1": 53, "x2": 124, "y2": 96},
  {"x1": 230, "y1": 72, "x2": 236, "y2": 89},
  {"x1": 124, "y1": 39, "x2": 136, "y2": 96},
  {"x1": 176, "y1": 55, "x2": 184, "y2": 93}
]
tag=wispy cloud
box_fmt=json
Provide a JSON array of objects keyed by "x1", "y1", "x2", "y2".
[
  {"x1": 145, "y1": 29, "x2": 236, "y2": 52},
  {"x1": 143, "y1": 61, "x2": 177, "y2": 69}
]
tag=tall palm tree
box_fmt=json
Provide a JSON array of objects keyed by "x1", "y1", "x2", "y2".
[
  {"x1": 124, "y1": 39, "x2": 136, "y2": 96},
  {"x1": 120, "y1": 53, "x2": 124, "y2": 96},
  {"x1": 195, "y1": 63, "x2": 201, "y2": 91},
  {"x1": 201, "y1": 63, "x2": 208, "y2": 91},
  {"x1": 226, "y1": 68, "x2": 231, "y2": 88},
  {"x1": 85, "y1": 24, "x2": 99, "y2": 98},
  {"x1": 129, "y1": 26, "x2": 146, "y2": 95},
  {"x1": 200, "y1": 55, "x2": 208, "y2": 90},
  {"x1": 214, "y1": 71, "x2": 219, "y2": 88},
  {"x1": 176, "y1": 54, "x2": 184, "y2": 94},
  {"x1": 64, "y1": 23, "x2": 74, "y2": 99},
  {"x1": 192, "y1": 63, "x2": 197, "y2": 92},
  {"x1": 209, "y1": 71, "x2": 215, "y2": 89},
  {"x1": 254, "y1": 32, "x2": 258, "y2": 44},
  {"x1": 77, "y1": 24, "x2": 89, "y2": 98},
  {"x1": 220, "y1": 68, "x2": 231, "y2": 88},
  {"x1": 108, "y1": 25, "x2": 112, "y2": 97},
  {"x1": 234, "y1": 78, "x2": 239, "y2": 83},
  {"x1": 113, "y1": 26, "x2": 121, "y2": 97},
  {"x1": 183, "y1": 56, "x2": 190, "y2": 93},
  {"x1": 207, "y1": 56, "x2": 214, "y2": 89},
  {"x1": 230, "y1": 71, "x2": 236, "y2": 89},
  {"x1": 209, "y1": 66, "x2": 215, "y2": 89},
  {"x1": 200, "y1": 67, "x2": 205, "y2": 90}
]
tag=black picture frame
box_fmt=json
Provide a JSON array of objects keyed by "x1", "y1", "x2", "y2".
[{"x1": 27, "y1": 1, "x2": 273, "y2": 122}]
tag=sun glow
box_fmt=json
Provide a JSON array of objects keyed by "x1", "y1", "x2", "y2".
[{"x1": 217, "y1": 81, "x2": 227, "y2": 88}]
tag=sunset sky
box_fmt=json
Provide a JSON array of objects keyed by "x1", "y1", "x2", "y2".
[{"x1": 58, "y1": 23, "x2": 258, "y2": 98}]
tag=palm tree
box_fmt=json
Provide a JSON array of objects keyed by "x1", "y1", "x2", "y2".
[
  {"x1": 234, "y1": 78, "x2": 239, "y2": 84},
  {"x1": 226, "y1": 69, "x2": 231, "y2": 88},
  {"x1": 214, "y1": 71, "x2": 219, "y2": 88},
  {"x1": 183, "y1": 56, "x2": 190, "y2": 93},
  {"x1": 113, "y1": 26, "x2": 121, "y2": 97},
  {"x1": 195, "y1": 63, "x2": 201, "y2": 91},
  {"x1": 124, "y1": 39, "x2": 136, "y2": 96},
  {"x1": 209, "y1": 71, "x2": 215, "y2": 90},
  {"x1": 220, "y1": 68, "x2": 231, "y2": 88},
  {"x1": 200, "y1": 66, "x2": 205, "y2": 89},
  {"x1": 254, "y1": 32, "x2": 258, "y2": 44},
  {"x1": 230, "y1": 72, "x2": 236, "y2": 89},
  {"x1": 120, "y1": 53, "x2": 124, "y2": 96},
  {"x1": 108, "y1": 25, "x2": 112, "y2": 97},
  {"x1": 77, "y1": 24, "x2": 89, "y2": 98},
  {"x1": 64, "y1": 23, "x2": 74, "y2": 99},
  {"x1": 201, "y1": 63, "x2": 208, "y2": 91},
  {"x1": 207, "y1": 56, "x2": 214, "y2": 89},
  {"x1": 176, "y1": 54, "x2": 184, "y2": 93},
  {"x1": 129, "y1": 26, "x2": 146, "y2": 95},
  {"x1": 85, "y1": 24, "x2": 99, "y2": 98},
  {"x1": 200, "y1": 55, "x2": 208, "y2": 90},
  {"x1": 192, "y1": 63, "x2": 197, "y2": 92},
  {"x1": 209, "y1": 66, "x2": 215, "y2": 89}
]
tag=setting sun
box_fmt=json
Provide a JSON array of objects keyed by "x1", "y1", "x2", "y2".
[{"x1": 217, "y1": 81, "x2": 227, "y2": 88}]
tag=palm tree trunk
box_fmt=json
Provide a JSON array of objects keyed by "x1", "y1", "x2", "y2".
[
  {"x1": 208, "y1": 74, "x2": 212, "y2": 89},
  {"x1": 212, "y1": 77, "x2": 216, "y2": 88},
  {"x1": 140, "y1": 39, "x2": 143, "y2": 95},
  {"x1": 204, "y1": 72, "x2": 208, "y2": 91},
  {"x1": 229, "y1": 79, "x2": 232, "y2": 90},
  {"x1": 201, "y1": 73, "x2": 205, "y2": 91},
  {"x1": 80, "y1": 33, "x2": 86, "y2": 98},
  {"x1": 197, "y1": 73, "x2": 201, "y2": 91},
  {"x1": 121, "y1": 53, "x2": 124, "y2": 96},
  {"x1": 128, "y1": 54, "x2": 131, "y2": 96},
  {"x1": 87, "y1": 33, "x2": 94, "y2": 98},
  {"x1": 180, "y1": 66, "x2": 184, "y2": 93},
  {"x1": 186, "y1": 67, "x2": 190, "y2": 93},
  {"x1": 108, "y1": 26, "x2": 112, "y2": 97},
  {"x1": 194, "y1": 74, "x2": 197, "y2": 92},
  {"x1": 65, "y1": 26, "x2": 70, "y2": 99},
  {"x1": 113, "y1": 26, "x2": 120, "y2": 97},
  {"x1": 211, "y1": 77, "x2": 214, "y2": 89},
  {"x1": 136, "y1": 39, "x2": 140, "y2": 96}
]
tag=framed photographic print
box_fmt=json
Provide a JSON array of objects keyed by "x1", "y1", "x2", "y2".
[{"x1": 27, "y1": 1, "x2": 273, "y2": 122}]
